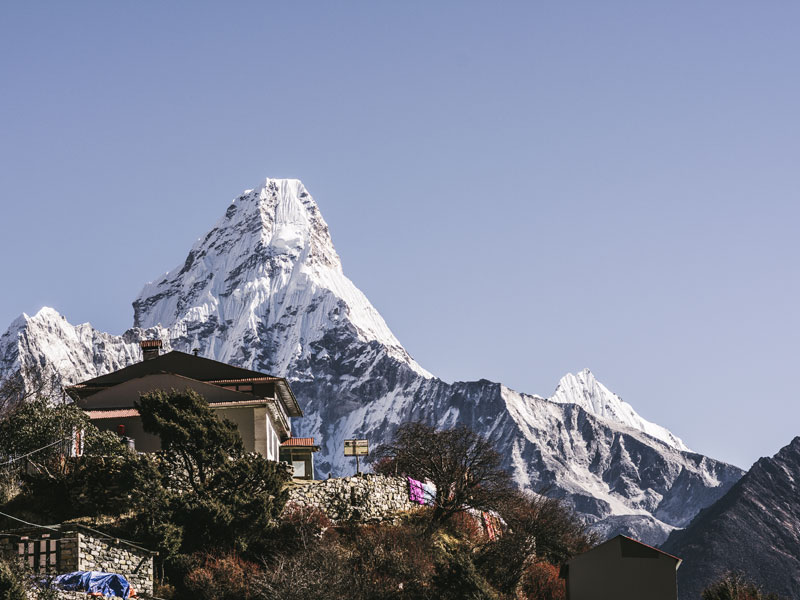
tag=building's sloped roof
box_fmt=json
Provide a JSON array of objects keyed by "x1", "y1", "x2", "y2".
[
  {"x1": 71, "y1": 351, "x2": 274, "y2": 387},
  {"x1": 280, "y1": 437, "x2": 320, "y2": 452},
  {"x1": 77, "y1": 373, "x2": 251, "y2": 409},
  {"x1": 67, "y1": 351, "x2": 303, "y2": 417},
  {"x1": 567, "y1": 535, "x2": 681, "y2": 567}
]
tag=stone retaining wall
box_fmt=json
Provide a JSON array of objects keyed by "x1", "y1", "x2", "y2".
[
  {"x1": 69, "y1": 531, "x2": 154, "y2": 596},
  {"x1": 286, "y1": 474, "x2": 419, "y2": 522}
]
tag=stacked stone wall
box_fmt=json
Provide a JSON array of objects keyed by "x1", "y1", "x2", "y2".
[
  {"x1": 286, "y1": 474, "x2": 419, "y2": 522},
  {"x1": 74, "y1": 531, "x2": 153, "y2": 596}
]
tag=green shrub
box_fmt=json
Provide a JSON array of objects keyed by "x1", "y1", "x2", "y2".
[
  {"x1": 432, "y1": 548, "x2": 498, "y2": 600},
  {"x1": 0, "y1": 559, "x2": 26, "y2": 600}
]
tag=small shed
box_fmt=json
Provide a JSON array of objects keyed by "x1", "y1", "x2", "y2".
[
  {"x1": 560, "y1": 535, "x2": 681, "y2": 600},
  {"x1": 0, "y1": 523, "x2": 156, "y2": 596},
  {"x1": 279, "y1": 437, "x2": 320, "y2": 480}
]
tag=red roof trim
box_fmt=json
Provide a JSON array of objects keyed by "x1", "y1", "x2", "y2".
[
  {"x1": 207, "y1": 377, "x2": 281, "y2": 384},
  {"x1": 281, "y1": 437, "x2": 316, "y2": 447}
]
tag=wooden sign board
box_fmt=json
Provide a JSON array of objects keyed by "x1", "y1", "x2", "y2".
[{"x1": 344, "y1": 439, "x2": 369, "y2": 456}]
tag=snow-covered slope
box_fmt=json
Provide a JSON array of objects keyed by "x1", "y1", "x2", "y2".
[
  {"x1": 0, "y1": 177, "x2": 743, "y2": 545},
  {"x1": 0, "y1": 307, "x2": 166, "y2": 385}
]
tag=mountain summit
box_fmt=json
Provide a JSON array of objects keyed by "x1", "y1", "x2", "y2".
[
  {"x1": 0, "y1": 177, "x2": 743, "y2": 544},
  {"x1": 133, "y1": 179, "x2": 430, "y2": 378}
]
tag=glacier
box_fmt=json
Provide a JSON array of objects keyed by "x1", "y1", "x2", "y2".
[{"x1": 0, "y1": 177, "x2": 743, "y2": 545}]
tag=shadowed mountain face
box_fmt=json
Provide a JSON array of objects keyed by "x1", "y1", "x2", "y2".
[
  {"x1": 0, "y1": 178, "x2": 743, "y2": 545},
  {"x1": 662, "y1": 437, "x2": 800, "y2": 600}
]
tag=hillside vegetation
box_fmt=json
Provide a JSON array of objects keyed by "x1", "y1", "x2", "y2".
[{"x1": 0, "y1": 384, "x2": 596, "y2": 599}]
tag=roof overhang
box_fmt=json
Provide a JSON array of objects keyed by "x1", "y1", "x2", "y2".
[
  {"x1": 86, "y1": 399, "x2": 270, "y2": 420},
  {"x1": 275, "y1": 379, "x2": 303, "y2": 417}
]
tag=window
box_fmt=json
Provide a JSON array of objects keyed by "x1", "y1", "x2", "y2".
[{"x1": 17, "y1": 535, "x2": 59, "y2": 572}]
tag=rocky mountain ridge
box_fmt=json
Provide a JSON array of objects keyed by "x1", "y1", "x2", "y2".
[
  {"x1": 662, "y1": 437, "x2": 800, "y2": 600},
  {"x1": 0, "y1": 178, "x2": 744, "y2": 545}
]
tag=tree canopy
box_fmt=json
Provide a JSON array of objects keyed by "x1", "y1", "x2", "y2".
[
  {"x1": 136, "y1": 388, "x2": 244, "y2": 493},
  {"x1": 133, "y1": 389, "x2": 290, "y2": 556}
]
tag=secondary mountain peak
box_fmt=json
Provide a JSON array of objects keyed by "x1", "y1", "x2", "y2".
[
  {"x1": 549, "y1": 368, "x2": 690, "y2": 451},
  {"x1": 0, "y1": 306, "x2": 156, "y2": 384}
]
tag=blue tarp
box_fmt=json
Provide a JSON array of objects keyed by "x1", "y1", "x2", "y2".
[{"x1": 52, "y1": 571, "x2": 132, "y2": 598}]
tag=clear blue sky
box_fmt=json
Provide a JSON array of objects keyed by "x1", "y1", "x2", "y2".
[{"x1": 1, "y1": 2, "x2": 798, "y2": 469}]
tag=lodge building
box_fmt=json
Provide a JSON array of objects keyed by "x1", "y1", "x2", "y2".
[{"x1": 66, "y1": 340, "x2": 319, "y2": 479}]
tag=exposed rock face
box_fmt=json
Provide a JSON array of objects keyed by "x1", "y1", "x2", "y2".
[
  {"x1": 662, "y1": 437, "x2": 800, "y2": 600},
  {"x1": 0, "y1": 178, "x2": 743, "y2": 545}
]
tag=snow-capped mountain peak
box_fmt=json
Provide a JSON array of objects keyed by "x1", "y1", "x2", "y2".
[
  {"x1": 549, "y1": 368, "x2": 689, "y2": 451},
  {"x1": 132, "y1": 178, "x2": 432, "y2": 378}
]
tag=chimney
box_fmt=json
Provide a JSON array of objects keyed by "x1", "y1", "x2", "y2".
[
  {"x1": 140, "y1": 339, "x2": 163, "y2": 361},
  {"x1": 192, "y1": 348, "x2": 199, "y2": 357}
]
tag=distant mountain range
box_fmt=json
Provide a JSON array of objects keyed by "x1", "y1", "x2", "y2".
[
  {"x1": 0, "y1": 177, "x2": 744, "y2": 545},
  {"x1": 662, "y1": 437, "x2": 800, "y2": 600}
]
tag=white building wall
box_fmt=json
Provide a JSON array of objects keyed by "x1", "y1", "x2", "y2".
[{"x1": 265, "y1": 414, "x2": 279, "y2": 461}]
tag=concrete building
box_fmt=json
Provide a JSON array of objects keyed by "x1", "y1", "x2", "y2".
[{"x1": 66, "y1": 340, "x2": 317, "y2": 474}]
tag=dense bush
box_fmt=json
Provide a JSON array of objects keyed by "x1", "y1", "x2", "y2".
[
  {"x1": 261, "y1": 505, "x2": 333, "y2": 558},
  {"x1": 0, "y1": 398, "x2": 139, "y2": 526},
  {"x1": 518, "y1": 562, "x2": 565, "y2": 600},
  {"x1": 432, "y1": 546, "x2": 498, "y2": 600},
  {"x1": 184, "y1": 553, "x2": 260, "y2": 600},
  {"x1": 257, "y1": 517, "x2": 439, "y2": 600}
]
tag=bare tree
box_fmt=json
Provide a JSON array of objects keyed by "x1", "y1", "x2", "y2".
[
  {"x1": 479, "y1": 489, "x2": 596, "y2": 594},
  {"x1": 373, "y1": 422, "x2": 513, "y2": 525},
  {"x1": 0, "y1": 364, "x2": 64, "y2": 415},
  {"x1": 702, "y1": 572, "x2": 788, "y2": 600}
]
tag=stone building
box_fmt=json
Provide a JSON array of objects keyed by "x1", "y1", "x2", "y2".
[{"x1": 0, "y1": 523, "x2": 156, "y2": 596}]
